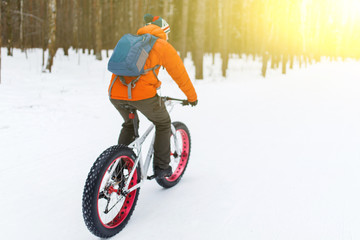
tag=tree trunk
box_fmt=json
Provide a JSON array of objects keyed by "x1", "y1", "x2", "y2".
[
  {"x1": 108, "y1": 0, "x2": 114, "y2": 48},
  {"x1": 46, "y1": 0, "x2": 57, "y2": 72},
  {"x1": 289, "y1": 55, "x2": 294, "y2": 69},
  {"x1": 59, "y1": 0, "x2": 71, "y2": 56},
  {"x1": 137, "y1": 0, "x2": 143, "y2": 29},
  {"x1": 220, "y1": 0, "x2": 230, "y2": 78},
  {"x1": 180, "y1": 0, "x2": 189, "y2": 61},
  {"x1": 72, "y1": 0, "x2": 79, "y2": 52},
  {"x1": 6, "y1": 0, "x2": 13, "y2": 56},
  {"x1": 261, "y1": 52, "x2": 269, "y2": 78},
  {"x1": 20, "y1": 0, "x2": 24, "y2": 51},
  {"x1": 271, "y1": 54, "x2": 279, "y2": 69},
  {"x1": 162, "y1": 0, "x2": 169, "y2": 19},
  {"x1": 162, "y1": 0, "x2": 173, "y2": 24},
  {"x1": 42, "y1": 0, "x2": 48, "y2": 68},
  {"x1": 221, "y1": 52, "x2": 229, "y2": 78},
  {"x1": 129, "y1": 0, "x2": 137, "y2": 32},
  {"x1": 94, "y1": 0, "x2": 102, "y2": 60},
  {"x1": 194, "y1": 0, "x2": 205, "y2": 80},
  {"x1": 63, "y1": 48, "x2": 69, "y2": 56},
  {"x1": 282, "y1": 54, "x2": 288, "y2": 74},
  {"x1": 207, "y1": 0, "x2": 218, "y2": 61},
  {"x1": 88, "y1": 1, "x2": 93, "y2": 54}
]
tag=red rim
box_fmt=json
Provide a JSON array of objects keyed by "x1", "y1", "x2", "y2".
[
  {"x1": 97, "y1": 156, "x2": 138, "y2": 228},
  {"x1": 167, "y1": 129, "x2": 189, "y2": 182}
]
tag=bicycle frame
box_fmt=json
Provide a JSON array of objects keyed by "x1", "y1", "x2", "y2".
[{"x1": 122, "y1": 99, "x2": 182, "y2": 194}]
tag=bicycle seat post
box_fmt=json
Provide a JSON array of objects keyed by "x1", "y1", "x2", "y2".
[{"x1": 128, "y1": 109, "x2": 139, "y2": 139}]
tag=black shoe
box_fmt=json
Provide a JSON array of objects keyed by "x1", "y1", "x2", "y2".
[{"x1": 154, "y1": 166, "x2": 172, "y2": 178}]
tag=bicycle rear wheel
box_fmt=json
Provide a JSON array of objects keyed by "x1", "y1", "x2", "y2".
[
  {"x1": 155, "y1": 121, "x2": 191, "y2": 188},
  {"x1": 82, "y1": 145, "x2": 140, "y2": 238}
]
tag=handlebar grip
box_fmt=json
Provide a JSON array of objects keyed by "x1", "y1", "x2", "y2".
[{"x1": 181, "y1": 100, "x2": 189, "y2": 106}]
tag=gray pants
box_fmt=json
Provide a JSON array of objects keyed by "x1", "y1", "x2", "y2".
[{"x1": 110, "y1": 95, "x2": 171, "y2": 169}]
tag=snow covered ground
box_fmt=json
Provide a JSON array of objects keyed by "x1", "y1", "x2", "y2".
[{"x1": 1, "y1": 49, "x2": 360, "y2": 240}]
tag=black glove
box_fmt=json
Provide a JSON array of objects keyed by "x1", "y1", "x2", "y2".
[{"x1": 189, "y1": 100, "x2": 198, "y2": 107}]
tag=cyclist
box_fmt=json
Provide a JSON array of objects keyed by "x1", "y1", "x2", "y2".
[{"x1": 109, "y1": 14, "x2": 198, "y2": 178}]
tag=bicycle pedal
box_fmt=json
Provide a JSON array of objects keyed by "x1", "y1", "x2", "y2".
[{"x1": 147, "y1": 175, "x2": 156, "y2": 180}]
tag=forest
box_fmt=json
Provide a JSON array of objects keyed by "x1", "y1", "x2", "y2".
[{"x1": 1, "y1": 0, "x2": 360, "y2": 82}]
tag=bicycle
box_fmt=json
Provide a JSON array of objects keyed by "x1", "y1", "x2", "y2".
[{"x1": 82, "y1": 96, "x2": 192, "y2": 238}]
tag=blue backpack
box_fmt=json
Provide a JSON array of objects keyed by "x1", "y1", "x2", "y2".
[{"x1": 108, "y1": 33, "x2": 160, "y2": 99}]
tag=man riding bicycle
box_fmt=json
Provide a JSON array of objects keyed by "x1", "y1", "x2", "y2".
[{"x1": 108, "y1": 14, "x2": 198, "y2": 179}]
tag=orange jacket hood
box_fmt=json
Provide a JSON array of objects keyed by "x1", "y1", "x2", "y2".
[{"x1": 137, "y1": 24, "x2": 167, "y2": 40}]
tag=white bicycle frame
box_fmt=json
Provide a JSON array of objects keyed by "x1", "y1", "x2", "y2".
[{"x1": 121, "y1": 100, "x2": 182, "y2": 194}]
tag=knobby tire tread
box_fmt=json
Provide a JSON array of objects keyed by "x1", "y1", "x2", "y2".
[
  {"x1": 82, "y1": 145, "x2": 140, "y2": 238},
  {"x1": 155, "y1": 121, "x2": 191, "y2": 188}
]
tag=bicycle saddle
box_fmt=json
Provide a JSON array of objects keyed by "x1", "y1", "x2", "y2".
[{"x1": 121, "y1": 104, "x2": 137, "y2": 112}]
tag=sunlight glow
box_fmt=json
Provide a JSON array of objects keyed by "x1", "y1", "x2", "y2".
[
  {"x1": 301, "y1": 0, "x2": 360, "y2": 57},
  {"x1": 258, "y1": 0, "x2": 360, "y2": 58}
]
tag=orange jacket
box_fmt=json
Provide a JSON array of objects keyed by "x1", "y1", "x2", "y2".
[{"x1": 108, "y1": 24, "x2": 197, "y2": 102}]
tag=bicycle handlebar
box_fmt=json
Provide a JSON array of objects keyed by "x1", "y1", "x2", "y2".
[{"x1": 161, "y1": 96, "x2": 189, "y2": 106}]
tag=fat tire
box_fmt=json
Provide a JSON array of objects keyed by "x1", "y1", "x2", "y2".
[
  {"x1": 82, "y1": 145, "x2": 140, "y2": 238},
  {"x1": 155, "y1": 121, "x2": 191, "y2": 188}
]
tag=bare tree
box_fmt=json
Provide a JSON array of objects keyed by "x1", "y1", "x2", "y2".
[
  {"x1": 88, "y1": 1, "x2": 93, "y2": 54},
  {"x1": 94, "y1": 0, "x2": 102, "y2": 60},
  {"x1": 20, "y1": 0, "x2": 24, "y2": 51},
  {"x1": 41, "y1": 0, "x2": 48, "y2": 67},
  {"x1": 194, "y1": 0, "x2": 205, "y2": 79},
  {"x1": 58, "y1": 0, "x2": 72, "y2": 56},
  {"x1": 5, "y1": 0, "x2": 13, "y2": 56},
  {"x1": 180, "y1": 0, "x2": 189, "y2": 61},
  {"x1": 72, "y1": 0, "x2": 79, "y2": 52},
  {"x1": 220, "y1": 0, "x2": 230, "y2": 77},
  {"x1": 162, "y1": 0, "x2": 174, "y2": 23},
  {"x1": 1, "y1": 0, "x2": 360, "y2": 77},
  {"x1": 46, "y1": 0, "x2": 57, "y2": 72},
  {"x1": 129, "y1": 0, "x2": 143, "y2": 32}
]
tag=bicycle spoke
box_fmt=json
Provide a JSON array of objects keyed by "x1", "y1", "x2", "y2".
[{"x1": 105, "y1": 195, "x2": 125, "y2": 213}]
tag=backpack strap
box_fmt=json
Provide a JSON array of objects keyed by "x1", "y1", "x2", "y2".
[
  {"x1": 148, "y1": 64, "x2": 161, "y2": 84},
  {"x1": 119, "y1": 75, "x2": 141, "y2": 99},
  {"x1": 108, "y1": 64, "x2": 161, "y2": 99}
]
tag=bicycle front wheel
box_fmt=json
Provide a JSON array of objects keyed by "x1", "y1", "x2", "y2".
[
  {"x1": 155, "y1": 121, "x2": 191, "y2": 188},
  {"x1": 82, "y1": 145, "x2": 140, "y2": 238}
]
